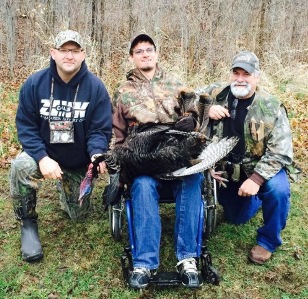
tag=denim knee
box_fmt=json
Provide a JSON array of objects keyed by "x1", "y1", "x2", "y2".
[{"x1": 259, "y1": 169, "x2": 290, "y2": 203}]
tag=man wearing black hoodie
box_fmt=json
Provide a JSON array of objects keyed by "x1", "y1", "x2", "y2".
[{"x1": 9, "y1": 30, "x2": 112, "y2": 262}]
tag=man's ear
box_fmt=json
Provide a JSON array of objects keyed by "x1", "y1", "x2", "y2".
[
  {"x1": 50, "y1": 48, "x2": 56, "y2": 60},
  {"x1": 128, "y1": 55, "x2": 133, "y2": 63}
]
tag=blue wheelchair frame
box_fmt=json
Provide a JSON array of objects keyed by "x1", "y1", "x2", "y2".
[{"x1": 109, "y1": 170, "x2": 220, "y2": 287}]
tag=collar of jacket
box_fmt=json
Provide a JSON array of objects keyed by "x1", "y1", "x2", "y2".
[
  {"x1": 216, "y1": 84, "x2": 231, "y2": 103},
  {"x1": 126, "y1": 63, "x2": 164, "y2": 83}
]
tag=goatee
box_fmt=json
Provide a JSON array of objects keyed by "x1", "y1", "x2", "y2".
[
  {"x1": 231, "y1": 82, "x2": 252, "y2": 99},
  {"x1": 140, "y1": 66, "x2": 154, "y2": 72}
]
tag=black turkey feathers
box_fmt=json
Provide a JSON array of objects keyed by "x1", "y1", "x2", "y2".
[{"x1": 92, "y1": 126, "x2": 237, "y2": 181}]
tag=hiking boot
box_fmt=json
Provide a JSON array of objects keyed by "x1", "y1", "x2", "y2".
[
  {"x1": 128, "y1": 268, "x2": 152, "y2": 289},
  {"x1": 249, "y1": 245, "x2": 272, "y2": 265},
  {"x1": 176, "y1": 257, "x2": 202, "y2": 288},
  {"x1": 21, "y1": 218, "x2": 43, "y2": 262}
]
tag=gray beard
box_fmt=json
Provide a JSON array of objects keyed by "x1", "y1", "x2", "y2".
[{"x1": 230, "y1": 82, "x2": 252, "y2": 99}]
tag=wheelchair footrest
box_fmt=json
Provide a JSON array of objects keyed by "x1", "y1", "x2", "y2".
[
  {"x1": 150, "y1": 271, "x2": 181, "y2": 286},
  {"x1": 121, "y1": 245, "x2": 220, "y2": 286}
]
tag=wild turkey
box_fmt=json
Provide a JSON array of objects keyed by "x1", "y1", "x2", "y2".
[
  {"x1": 93, "y1": 126, "x2": 237, "y2": 181},
  {"x1": 78, "y1": 90, "x2": 238, "y2": 205}
]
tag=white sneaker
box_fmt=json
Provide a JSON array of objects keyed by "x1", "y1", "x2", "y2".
[
  {"x1": 128, "y1": 268, "x2": 151, "y2": 289},
  {"x1": 176, "y1": 258, "x2": 202, "y2": 288}
]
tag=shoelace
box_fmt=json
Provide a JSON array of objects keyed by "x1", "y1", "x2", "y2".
[
  {"x1": 133, "y1": 268, "x2": 151, "y2": 277},
  {"x1": 176, "y1": 258, "x2": 197, "y2": 273}
]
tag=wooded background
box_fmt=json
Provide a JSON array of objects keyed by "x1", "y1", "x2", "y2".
[{"x1": 1, "y1": 0, "x2": 307, "y2": 89}]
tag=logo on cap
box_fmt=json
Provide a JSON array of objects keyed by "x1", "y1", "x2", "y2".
[{"x1": 231, "y1": 51, "x2": 260, "y2": 73}]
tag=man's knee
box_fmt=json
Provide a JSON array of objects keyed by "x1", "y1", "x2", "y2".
[
  {"x1": 10, "y1": 153, "x2": 41, "y2": 198},
  {"x1": 10, "y1": 152, "x2": 39, "y2": 181},
  {"x1": 131, "y1": 176, "x2": 159, "y2": 194},
  {"x1": 261, "y1": 169, "x2": 290, "y2": 200}
]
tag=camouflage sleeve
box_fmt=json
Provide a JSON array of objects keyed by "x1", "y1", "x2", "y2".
[
  {"x1": 112, "y1": 89, "x2": 131, "y2": 146},
  {"x1": 195, "y1": 86, "x2": 210, "y2": 97},
  {"x1": 254, "y1": 104, "x2": 293, "y2": 180},
  {"x1": 196, "y1": 83, "x2": 225, "y2": 96}
]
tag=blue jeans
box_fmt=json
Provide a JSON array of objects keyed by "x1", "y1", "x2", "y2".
[
  {"x1": 218, "y1": 168, "x2": 290, "y2": 252},
  {"x1": 130, "y1": 173, "x2": 204, "y2": 270}
]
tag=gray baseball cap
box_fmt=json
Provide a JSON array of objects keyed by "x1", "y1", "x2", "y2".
[
  {"x1": 231, "y1": 51, "x2": 260, "y2": 73},
  {"x1": 54, "y1": 30, "x2": 84, "y2": 49}
]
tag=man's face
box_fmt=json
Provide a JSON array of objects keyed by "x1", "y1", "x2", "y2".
[
  {"x1": 229, "y1": 67, "x2": 259, "y2": 99},
  {"x1": 130, "y1": 41, "x2": 158, "y2": 71},
  {"x1": 50, "y1": 41, "x2": 86, "y2": 79}
]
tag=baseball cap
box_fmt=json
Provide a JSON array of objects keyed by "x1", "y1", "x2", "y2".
[
  {"x1": 54, "y1": 30, "x2": 84, "y2": 49},
  {"x1": 129, "y1": 34, "x2": 156, "y2": 54},
  {"x1": 231, "y1": 51, "x2": 260, "y2": 73}
]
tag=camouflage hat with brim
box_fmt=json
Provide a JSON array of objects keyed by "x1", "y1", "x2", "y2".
[
  {"x1": 231, "y1": 51, "x2": 260, "y2": 73},
  {"x1": 54, "y1": 30, "x2": 84, "y2": 49}
]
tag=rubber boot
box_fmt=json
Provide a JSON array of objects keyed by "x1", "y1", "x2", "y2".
[
  {"x1": 16, "y1": 193, "x2": 43, "y2": 262},
  {"x1": 20, "y1": 217, "x2": 43, "y2": 262}
]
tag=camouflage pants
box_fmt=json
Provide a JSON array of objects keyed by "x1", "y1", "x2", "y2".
[{"x1": 9, "y1": 151, "x2": 92, "y2": 221}]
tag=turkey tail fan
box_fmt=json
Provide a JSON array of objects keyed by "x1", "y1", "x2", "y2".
[{"x1": 171, "y1": 137, "x2": 238, "y2": 177}]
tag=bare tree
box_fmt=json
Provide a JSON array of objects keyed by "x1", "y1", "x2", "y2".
[
  {"x1": 0, "y1": 0, "x2": 307, "y2": 87},
  {"x1": 5, "y1": 0, "x2": 16, "y2": 78}
]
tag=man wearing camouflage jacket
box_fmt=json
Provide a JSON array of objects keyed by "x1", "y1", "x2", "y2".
[
  {"x1": 199, "y1": 51, "x2": 293, "y2": 264},
  {"x1": 112, "y1": 34, "x2": 203, "y2": 289}
]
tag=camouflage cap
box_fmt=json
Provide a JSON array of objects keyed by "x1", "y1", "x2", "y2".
[
  {"x1": 54, "y1": 30, "x2": 84, "y2": 49},
  {"x1": 231, "y1": 51, "x2": 260, "y2": 73},
  {"x1": 129, "y1": 34, "x2": 156, "y2": 55}
]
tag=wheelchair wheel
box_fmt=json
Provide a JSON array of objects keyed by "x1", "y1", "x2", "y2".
[
  {"x1": 204, "y1": 171, "x2": 218, "y2": 240},
  {"x1": 108, "y1": 202, "x2": 123, "y2": 241}
]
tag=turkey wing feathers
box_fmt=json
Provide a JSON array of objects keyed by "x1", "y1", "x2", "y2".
[{"x1": 171, "y1": 137, "x2": 238, "y2": 177}]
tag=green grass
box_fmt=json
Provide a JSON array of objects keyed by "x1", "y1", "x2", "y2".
[{"x1": 0, "y1": 168, "x2": 307, "y2": 299}]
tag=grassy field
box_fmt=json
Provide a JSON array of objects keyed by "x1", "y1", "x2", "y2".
[
  {"x1": 0, "y1": 168, "x2": 307, "y2": 299},
  {"x1": 0, "y1": 81, "x2": 307, "y2": 298}
]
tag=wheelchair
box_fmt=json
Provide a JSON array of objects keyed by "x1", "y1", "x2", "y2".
[{"x1": 107, "y1": 169, "x2": 220, "y2": 287}]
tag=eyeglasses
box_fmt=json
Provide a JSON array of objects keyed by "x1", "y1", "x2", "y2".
[
  {"x1": 133, "y1": 47, "x2": 155, "y2": 55},
  {"x1": 56, "y1": 48, "x2": 84, "y2": 55},
  {"x1": 230, "y1": 98, "x2": 238, "y2": 119}
]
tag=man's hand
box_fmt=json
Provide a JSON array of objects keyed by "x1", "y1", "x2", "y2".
[
  {"x1": 91, "y1": 154, "x2": 108, "y2": 175},
  {"x1": 209, "y1": 105, "x2": 230, "y2": 120},
  {"x1": 97, "y1": 161, "x2": 108, "y2": 174},
  {"x1": 39, "y1": 156, "x2": 63, "y2": 179},
  {"x1": 238, "y1": 178, "x2": 260, "y2": 197}
]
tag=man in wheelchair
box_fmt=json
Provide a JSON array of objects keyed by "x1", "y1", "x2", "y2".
[{"x1": 111, "y1": 34, "x2": 205, "y2": 289}]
